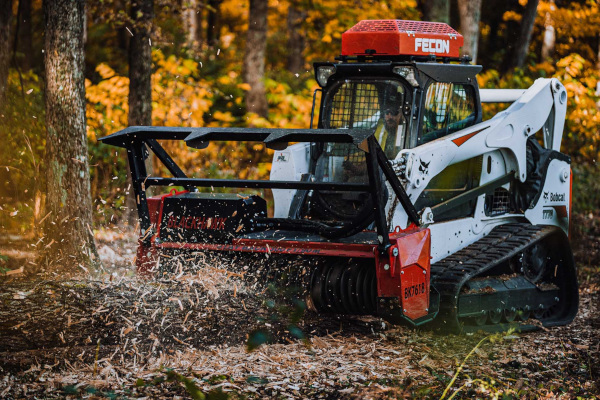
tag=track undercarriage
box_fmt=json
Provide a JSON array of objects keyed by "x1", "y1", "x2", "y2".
[{"x1": 154, "y1": 223, "x2": 577, "y2": 334}]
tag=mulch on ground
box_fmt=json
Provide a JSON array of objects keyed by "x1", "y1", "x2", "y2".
[{"x1": 0, "y1": 223, "x2": 598, "y2": 399}]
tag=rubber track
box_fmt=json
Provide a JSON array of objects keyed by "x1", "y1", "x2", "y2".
[{"x1": 430, "y1": 223, "x2": 557, "y2": 332}]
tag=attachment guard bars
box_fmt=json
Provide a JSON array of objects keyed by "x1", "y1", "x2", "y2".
[{"x1": 99, "y1": 126, "x2": 421, "y2": 252}]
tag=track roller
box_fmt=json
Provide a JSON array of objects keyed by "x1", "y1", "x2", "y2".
[
  {"x1": 488, "y1": 308, "x2": 503, "y2": 324},
  {"x1": 470, "y1": 312, "x2": 487, "y2": 326},
  {"x1": 517, "y1": 307, "x2": 531, "y2": 321},
  {"x1": 503, "y1": 307, "x2": 517, "y2": 322}
]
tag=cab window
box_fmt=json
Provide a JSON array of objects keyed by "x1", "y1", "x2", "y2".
[{"x1": 419, "y1": 83, "x2": 476, "y2": 145}]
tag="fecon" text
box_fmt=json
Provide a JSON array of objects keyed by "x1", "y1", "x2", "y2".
[{"x1": 414, "y1": 38, "x2": 450, "y2": 54}]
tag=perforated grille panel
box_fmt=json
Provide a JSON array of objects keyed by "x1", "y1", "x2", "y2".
[
  {"x1": 395, "y1": 20, "x2": 458, "y2": 34},
  {"x1": 323, "y1": 79, "x2": 409, "y2": 164},
  {"x1": 347, "y1": 19, "x2": 459, "y2": 35},
  {"x1": 347, "y1": 20, "x2": 398, "y2": 32},
  {"x1": 309, "y1": 80, "x2": 406, "y2": 220}
]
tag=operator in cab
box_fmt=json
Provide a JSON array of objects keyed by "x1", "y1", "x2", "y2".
[{"x1": 376, "y1": 85, "x2": 406, "y2": 159}]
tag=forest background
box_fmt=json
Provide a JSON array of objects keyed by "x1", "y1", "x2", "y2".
[{"x1": 0, "y1": 0, "x2": 599, "y2": 238}]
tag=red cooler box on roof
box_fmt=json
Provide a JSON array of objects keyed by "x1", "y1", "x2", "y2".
[{"x1": 341, "y1": 19, "x2": 464, "y2": 58}]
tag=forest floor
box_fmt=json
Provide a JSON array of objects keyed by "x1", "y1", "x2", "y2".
[{"x1": 0, "y1": 216, "x2": 599, "y2": 399}]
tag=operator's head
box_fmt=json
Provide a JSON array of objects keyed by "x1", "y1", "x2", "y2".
[{"x1": 382, "y1": 86, "x2": 404, "y2": 125}]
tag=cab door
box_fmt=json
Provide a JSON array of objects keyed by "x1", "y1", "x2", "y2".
[{"x1": 414, "y1": 81, "x2": 482, "y2": 221}]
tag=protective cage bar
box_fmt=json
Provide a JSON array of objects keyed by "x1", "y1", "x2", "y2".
[{"x1": 99, "y1": 126, "x2": 421, "y2": 251}]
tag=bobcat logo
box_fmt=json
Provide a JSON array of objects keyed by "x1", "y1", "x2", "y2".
[
  {"x1": 543, "y1": 191, "x2": 549, "y2": 200},
  {"x1": 419, "y1": 159, "x2": 430, "y2": 175},
  {"x1": 276, "y1": 152, "x2": 289, "y2": 162}
]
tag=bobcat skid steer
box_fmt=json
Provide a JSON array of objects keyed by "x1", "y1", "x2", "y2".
[{"x1": 100, "y1": 20, "x2": 578, "y2": 332}]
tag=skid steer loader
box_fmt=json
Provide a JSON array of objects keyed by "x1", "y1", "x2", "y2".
[{"x1": 100, "y1": 20, "x2": 578, "y2": 332}]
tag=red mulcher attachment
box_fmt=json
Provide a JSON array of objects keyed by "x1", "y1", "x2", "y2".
[
  {"x1": 99, "y1": 125, "x2": 439, "y2": 327},
  {"x1": 141, "y1": 186, "x2": 434, "y2": 325}
]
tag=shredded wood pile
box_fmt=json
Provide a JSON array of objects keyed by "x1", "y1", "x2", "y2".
[{"x1": 0, "y1": 227, "x2": 598, "y2": 398}]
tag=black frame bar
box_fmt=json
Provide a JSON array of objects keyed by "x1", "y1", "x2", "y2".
[
  {"x1": 125, "y1": 141, "x2": 151, "y2": 232},
  {"x1": 366, "y1": 136, "x2": 392, "y2": 252},
  {"x1": 373, "y1": 140, "x2": 420, "y2": 224}
]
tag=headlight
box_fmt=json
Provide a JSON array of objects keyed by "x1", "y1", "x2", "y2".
[
  {"x1": 393, "y1": 66, "x2": 419, "y2": 87},
  {"x1": 316, "y1": 66, "x2": 336, "y2": 87}
]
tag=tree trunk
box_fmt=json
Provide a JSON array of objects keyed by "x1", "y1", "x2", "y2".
[
  {"x1": 243, "y1": 0, "x2": 268, "y2": 118},
  {"x1": 540, "y1": 0, "x2": 555, "y2": 61},
  {"x1": 17, "y1": 0, "x2": 33, "y2": 71},
  {"x1": 128, "y1": 0, "x2": 153, "y2": 127},
  {"x1": 286, "y1": 3, "x2": 305, "y2": 74},
  {"x1": 0, "y1": 0, "x2": 12, "y2": 107},
  {"x1": 206, "y1": 0, "x2": 222, "y2": 46},
  {"x1": 42, "y1": 0, "x2": 98, "y2": 268},
  {"x1": 457, "y1": 0, "x2": 482, "y2": 63},
  {"x1": 511, "y1": 0, "x2": 540, "y2": 70},
  {"x1": 183, "y1": 0, "x2": 201, "y2": 49},
  {"x1": 420, "y1": 0, "x2": 449, "y2": 24},
  {"x1": 125, "y1": 0, "x2": 154, "y2": 228}
]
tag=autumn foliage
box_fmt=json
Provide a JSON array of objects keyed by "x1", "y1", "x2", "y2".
[{"x1": 1, "y1": 0, "x2": 600, "y2": 231}]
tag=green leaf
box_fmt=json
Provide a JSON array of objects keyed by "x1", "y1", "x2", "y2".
[
  {"x1": 62, "y1": 385, "x2": 78, "y2": 395},
  {"x1": 183, "y1": 380, "x2": 206, "y2": 400},
  {"x1": 208, "y1": 375, "x2": 228, "y2": 383},
  {"x1": 105, "y1": 391, "x2": 118, "y2": 400},
  {"x1": 246, "y1": 375, "x2": 268, "y2": 384},
  {"x1": 247, "y1": 329, "x2": 269, "y2": 352},
  {"x1": 288, "y1": 324, "x2": 304, "y2": 340},
  {"x1": 206, "y1": 388, "x2": 229, "y2": 400}
]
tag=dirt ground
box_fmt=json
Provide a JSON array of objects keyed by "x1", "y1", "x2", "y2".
[{"x1": 0, "y1": 218, "x2": 598, "y2": 399}]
